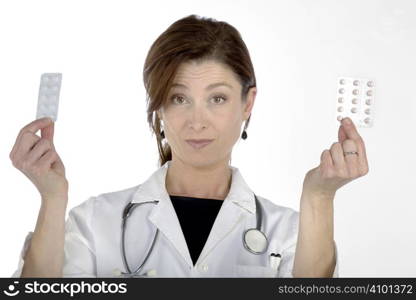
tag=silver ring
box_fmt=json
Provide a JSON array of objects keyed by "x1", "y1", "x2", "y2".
[{"x1": 343, "y1": 151, "x2": 358, "y2": 156}]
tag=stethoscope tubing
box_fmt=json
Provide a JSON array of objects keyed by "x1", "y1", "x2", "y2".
[
  {"x1": 242, "y1": 194, "x2": 269, "y2": 255},
  {"x1": 121, "y1": 201, "x2": 159, "y2": 276},
  {"x1": 120, "y1": 194, "x2": 267, "y2": 276}
]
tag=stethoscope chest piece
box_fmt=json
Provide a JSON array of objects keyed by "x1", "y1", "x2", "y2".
[{"x1": 243, "y1": 228, "x2": 268, "y2": 254}]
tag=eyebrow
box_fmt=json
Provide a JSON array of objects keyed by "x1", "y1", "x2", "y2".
[{"x1": 171, "y1": 81, "x2": 234, "y2": 91}]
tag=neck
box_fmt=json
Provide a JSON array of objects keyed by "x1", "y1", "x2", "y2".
[{"x1": 165, "y1": 158, "x2": 232, "y2": 200}]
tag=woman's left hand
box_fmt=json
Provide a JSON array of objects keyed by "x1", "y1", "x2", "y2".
[{"x1": 302, "y1": 117, "x2": 370, "y2": 199}]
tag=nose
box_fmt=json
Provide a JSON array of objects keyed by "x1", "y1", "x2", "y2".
[{"x1": 188, "y1": 103, "x2": 208, "y2": 130}]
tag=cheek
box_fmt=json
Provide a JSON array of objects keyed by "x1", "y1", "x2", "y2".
[
  {"x1": 163, "y1": 113, "x2": 182, "y2": 132},
  {"x1": 163, "y1": 120, "x2": 182, "y2": 145},
  {"x1": 218, "y1": 117, "x2": 241, "y2": 142}
]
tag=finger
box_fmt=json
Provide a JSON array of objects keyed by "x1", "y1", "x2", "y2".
[
  {"x1": 342, "y1": 139, "x2": 360, "y2": 177},
  {"x1": 340, "y1": 117, "x2": 363, "y2": 142},
  {"x1": 10, "y1": 117, "x2": 53, "y2": 159},
  {"x1": 330, "y1": 142, "x2": 348, "y2": 175},
  {"x1": 320, "y1": 149, "x2": 334, "y2": 175},
  {"x1": 338, "y1": 124, "x2": 348, "y2": 144},
  {"x1": 41, "y1": 121, "x2": 54, "y2": 141},
  {"x1": 25, "y1": 138, "x2": 52, "y2": 166},
  {"x1": 36, "y1": 150, "x2": 57, "y2": 170},
  {"x1": 340, "y1": 117, "x2": 369, "y2": 173},
  {"x1": 13, "y1": 132, "x2": 40, "y2": 161}
]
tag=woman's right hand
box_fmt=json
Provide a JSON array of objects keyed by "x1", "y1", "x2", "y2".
[{"x1": 9, "y1": 117, "x2": 68, "y2": 203}]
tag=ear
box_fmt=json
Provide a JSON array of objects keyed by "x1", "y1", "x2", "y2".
[
  {"x1": 156, "y1": 109, "x2": 163, "y2": 121},
  {"x1": 243, "y1": 87, "x2": 257, "y2": 121}
]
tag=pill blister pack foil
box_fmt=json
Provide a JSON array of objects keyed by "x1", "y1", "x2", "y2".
[
  {"x1": 36, "y1": 73, "x2": 62, "y2": 122},
  {"x1": 336, "y1": 77, "x2": 375, "y2": 128}
]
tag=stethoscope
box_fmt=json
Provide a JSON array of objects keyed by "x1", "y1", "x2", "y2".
[{"x1": 113, "y1": 193, "x2": 281, "y2": 277}]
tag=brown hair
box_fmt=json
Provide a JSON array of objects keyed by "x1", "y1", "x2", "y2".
[{"x1": 143, "y1": 14, "x2": 257, "y2": 167}]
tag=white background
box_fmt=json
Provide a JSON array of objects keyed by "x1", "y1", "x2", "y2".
[{"x1": 1, "y1": 0, "x2": 415, "y2": 277}]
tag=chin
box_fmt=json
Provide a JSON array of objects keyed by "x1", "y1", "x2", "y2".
[{"x1": 192, "y1": 156, "x2": 228, "y2": 168}]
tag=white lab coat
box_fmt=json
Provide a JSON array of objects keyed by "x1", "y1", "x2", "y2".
[{"x1": 12, "y1": 160, "x2": 339, "y2": 277}]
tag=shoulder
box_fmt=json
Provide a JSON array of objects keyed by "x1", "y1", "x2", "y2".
[
  {"x1": 93, "y1": 184, "x2": 141, "y2": 206},
  {"x1": 68, "y1": 184, "x2": 141, "y2": 220},
  {"x1": 256, "y1": 194, "x2": 299, "y2": 221}
]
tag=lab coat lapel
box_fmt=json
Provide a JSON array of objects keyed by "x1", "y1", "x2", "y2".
[
  {"x1": 196, "y1": 165, "x2": 256, "y2": 264},
  {"x1": 131, "y1": 161, "x2": 256, "y2": 269},
  {"x1": 131, "y1": 161, "x2": 194, "y2": 267}
]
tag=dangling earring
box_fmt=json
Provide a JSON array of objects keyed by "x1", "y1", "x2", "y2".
[
  {"x1": 241, "y1": 119, "x2": 249, "y2": 140},
  {"x1": 241, "y1": 130, "x2": 247, "y2": 140},
  {"x1": 161, "y1": 130, "x2": 165, "y2": 139}
]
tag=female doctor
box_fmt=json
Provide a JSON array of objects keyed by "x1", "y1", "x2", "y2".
[{"x1": 10, "y1": 15, "x2": 369, "y2": 278}]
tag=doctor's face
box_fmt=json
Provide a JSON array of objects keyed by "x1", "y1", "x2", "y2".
[{"x1": 157, "y1": 60, "x2": 256, "y2": 167}]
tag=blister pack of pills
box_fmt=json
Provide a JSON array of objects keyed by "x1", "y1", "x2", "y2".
[
  {"x1": 36, "y1": 73, "x2": 62, "y2": 122},
  {"x1": 336, "y1": 77, "x2": 375, "y2": 127}
]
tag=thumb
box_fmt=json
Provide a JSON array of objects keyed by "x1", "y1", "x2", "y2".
[{"x1": 41, "y1": 119, "x2": 54, "y2": 141}]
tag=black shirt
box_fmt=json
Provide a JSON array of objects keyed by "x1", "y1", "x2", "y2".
[{"x1": 169, "y1": 195, "x2": 224, "y2": 266}]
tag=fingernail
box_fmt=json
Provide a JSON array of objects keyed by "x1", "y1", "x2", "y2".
[{"x1": 343, "y1": 117, "x2": 351, "y2": 125}]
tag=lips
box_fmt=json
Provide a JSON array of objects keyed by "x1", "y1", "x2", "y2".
[{"x1": 186, "y1": 139, "x2": 214, "y2": 149}]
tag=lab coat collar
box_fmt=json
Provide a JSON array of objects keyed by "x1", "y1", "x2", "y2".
[
  {"x1": 130, "y1": 160, "x2": 256, "y2": 268},
  {"x1": 131, "y1": 160, "x2": 256, "y2": 214}
]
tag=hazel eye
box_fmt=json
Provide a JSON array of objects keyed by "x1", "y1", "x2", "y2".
[
  {"x1": 170, "y1": 94, "x2": 227, "y2": 105},
  {"x1": 171, "y1": 95, "x2": 186, "y2": 104},
  {"x1": 212, "y1": 95, "x2": 227, "y2": 104}
]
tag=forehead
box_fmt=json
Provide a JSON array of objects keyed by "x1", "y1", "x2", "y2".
[{"x1": 172, "y1": 60, "x2": 241, "y2": 87}]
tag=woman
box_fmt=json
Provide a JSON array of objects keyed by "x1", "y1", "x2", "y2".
[{"x1": 10, "y1": 14, "x2": 369, "y2": 278}]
